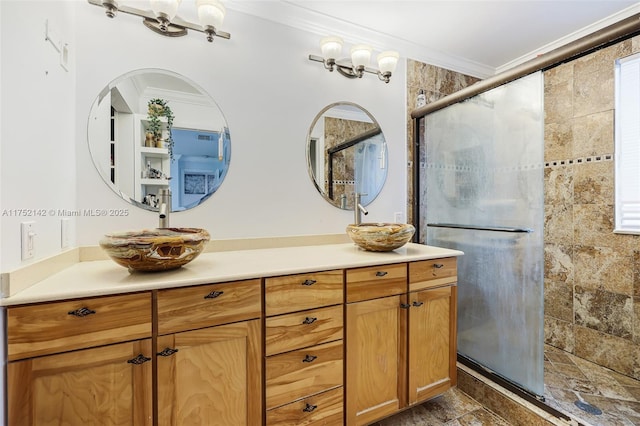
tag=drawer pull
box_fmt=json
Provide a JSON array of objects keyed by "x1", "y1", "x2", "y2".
[
  {"x1": 375, "y1": 271, "x2": 388, "y2": 277},
  {"x1": 412, "y1": 301, "x2": 424, "y2": 307},
  {"x1": 68, "y1": 307, "x2": 96, "y2": 317},
  {"x1": 302, "y1": 354, "x2": 318, "y2": 363},
  {"x1": 433, "y1": 263, "x2": 444, "y2": 269},
  {"x1": 157, "y1": 347, "x2": 179, "y2": 357},
  {"x1": 303, "y1": 403, "x2": 318, "y2": 413},
  {"x1": 302, "y1": 317, "x2": 318, "y2": 325},
  {"x1": 127, "y1": 354, "x2": 151, "y2": 365},
  {"x1": 400, "y1": 303, "x2": 411, "y2": 309},
  {"x1": 204, "y1": 290, "x2": 224, "y2": 299},
  {"x1": 301, "y1": 279, "x2": 317, "y2": 286}
]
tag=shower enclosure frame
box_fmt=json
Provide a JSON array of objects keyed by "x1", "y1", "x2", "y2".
[{"x1": 409, "y1": 11, "x2": 640, "y2": 420}]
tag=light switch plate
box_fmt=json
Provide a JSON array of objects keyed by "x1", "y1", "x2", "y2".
[{"x1": 21, "y1": 221, "x2": 36, "y2": 260}]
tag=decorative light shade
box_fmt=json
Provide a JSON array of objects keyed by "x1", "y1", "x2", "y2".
[
  {"x1": 320, "y1": 36, "x2": 343, "y2": 60},
  {"x1": 150, "y1": 0, "x2": 182, "y2": 20},
  {"x1": 196, "y1": 0, "x2": 225, "y2": 29},
  {"x1": 350, "y1": 44, "x2": 372, "y2": 68},
  {"x1": 377, "y1": 51, "x2": 399, "y2": 74}
]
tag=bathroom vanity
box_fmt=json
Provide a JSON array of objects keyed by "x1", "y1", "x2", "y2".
[{"x1": 2, "y1": 242, "x2": 461, "y2": 426}]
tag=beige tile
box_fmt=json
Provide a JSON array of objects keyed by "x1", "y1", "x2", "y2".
[
  {"x1": 544, "y1": 204, "x2": 573, "y2": 244},
  {"x1": 573, "y1": 160, "x2": 613, "y2": 205},
  {"x1": 572, "y1": 203, "x2": 614, "y2": 247},
  {"x1": 544, "y1": 165, "x2": 573, "y2": 206},
  {"x1": 573, "y1": 69, "x2": 614, "y2": 118},
  {"x1": 544, "y1": 317, "x2": 575, "y2": 352},
  {"x1": 544, "y1": 244, "x2": 574, "y2": 284},
  {"x1": 573, "y1": 245, "x2": 633, "y2": 295},
  {"x1": 573, "y1": 41, "x2": 632, "y2": 80},
  {"x1": 455, "y1": 408, "x2": 512, "y2": 425},
  {"x1": 635, "y1": 298, "x2": 640, "y2": 345},
  {"x1": 544, "y1": 122, "x2": 573, "y2": 163},
  {"x1": 574, "y1": 285, "x2": 633, "y2": 339},
  {"x1": 572, "y1": 111, "x2": 614, "y2": 158},
  {"x1": 544, "y1": 80, "x2": 573, "y2": 124},
  {"x1": 544, "y1": 62, "x2": 574, "y2": 88},
  {"x1": 634, "y1": 253, "x2": 640, "y2": 299},
  {"x1": 574, "y1": 326, "x2": 638, "y2": 379},
  {"x1": 544, "y1": 279, "x2": 573, "y2": 322}
]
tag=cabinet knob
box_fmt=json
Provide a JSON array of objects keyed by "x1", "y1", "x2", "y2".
[
  {"x1": 303, "y1": 403, "x2": 318, "y2": 413},
  {"x1": 375, "y1": 271, "x2": 388, "y2": 277},
  {"x1": 302, "y1": 317, "x2": 318, "y2": 325},
  {"x1": 433, "y1": 263, "x2": 444, "y2": 269},
  {"x1": 68, "y1": 307, "x2": 96, "y2": 317},
  {"x1": 157, "y1": 347, "x2": 179, "y2": 357},
  {"x1": 412, "y1": 301, "x2": 424, "y2": 307},
  {"x1": 127, "y1": 354, "x2": 151, "y2": 365},
  {"x1": 400, "y1": 303, "x2": 411, "y2": 309},
  {"x1": 302, "y1": 279, "x2": 317, "y2": 286},
  {"x1": 204, "y1": 290, "x2": 224, "y2": 299},
  {"x1": 302, "y1": 354, "x2": 318, "y2": 363}
]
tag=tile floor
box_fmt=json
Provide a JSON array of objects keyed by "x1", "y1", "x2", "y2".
[
  {"x1": 544, "y1": 344, "x2": 640, "y2": 426},
  {"x1": 370, "y1": 388, "x2": 511, "y2": 425},
  {"x1": 369, "y1": 344, "x2": 640, "y2": 425}
]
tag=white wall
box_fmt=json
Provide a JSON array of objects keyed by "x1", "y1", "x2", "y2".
[
  {"x1": 1, "y1": 1, "x2": 407, "y2": 271},
  {"x1": 1, "y1": 1, "x2": 76, "y2": 271}
]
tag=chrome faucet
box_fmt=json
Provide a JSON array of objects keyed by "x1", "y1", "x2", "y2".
[
  {"x1": 354, "y1": 193, "x2": 368, "y2": 225},
  {"x1": 158, "y1": 188, "x2": 172, "y2": 228}
]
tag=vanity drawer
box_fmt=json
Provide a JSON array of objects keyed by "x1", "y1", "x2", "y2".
[
  {"x1": 157, "y1": 279, "x2": 261, "y2": 335},
  {"x1": 346, "y1": 263, "x2": 407, "y2": 303},
  {"x1": 409, "y1": 257, "x2": 457, "y2": 291},
  {"x1": 265, "y1": 270, "x2": 343, "y2": 316},
  {"x1": 265, "y1": 305, "x2": 343, "y2": 356},
  {"x1": 266, "y1": 340, "x2": 343, "y2": 410},
  {"x1": 266, "y1": 386, "x2": 343, "y2": 426},
  {"x1": 7, "y1": 292, "x2": 152, "y2": 361}
]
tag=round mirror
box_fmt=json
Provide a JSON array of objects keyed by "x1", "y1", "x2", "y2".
[
  {"x1": 88, "y1": 69, "x2": 230, "y2": 212},
  {"x1": 306, "y1": 102, "x2": 388, "y2": 210}
]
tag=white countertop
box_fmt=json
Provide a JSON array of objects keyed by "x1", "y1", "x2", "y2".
[{"x1": 1, "y1": 243, "x2": 463, "y2": 306}]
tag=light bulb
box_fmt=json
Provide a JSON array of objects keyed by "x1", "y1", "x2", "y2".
[
  {"x1": 350, "y1": 44, "x2": 372, "y2": 68},
  {"x1": 197, "y1": 0, "x2": 225, "y2": 29},
  {"x1": 149, "y1": 0, "x2": 182, "y2": 21},
  {"x1": 320, "y1": 36, "x2": 343, "y2": 60},
  {"x1": 377, "y1": 51, "x2": 399, "y2": 74}
]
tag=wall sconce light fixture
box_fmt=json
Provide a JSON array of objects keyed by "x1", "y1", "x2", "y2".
[
  {"x1": 88, "y1": 0, "x2": 231, "y2": 42},
  {"x1": 309, "y1": 36, "x2": 399, "y2": 83}
]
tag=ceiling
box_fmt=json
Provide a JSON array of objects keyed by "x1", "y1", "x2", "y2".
[{"x1": 225, "y1": 0, "x2": 640, "y2": 77}]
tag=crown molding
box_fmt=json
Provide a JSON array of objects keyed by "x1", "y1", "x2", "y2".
[
  {"x1": 495, "y1": 3, "x2": 640, "y2": 74},
  {"x1": 225, "y1": 0, "x2": 496, "y2": 78}
]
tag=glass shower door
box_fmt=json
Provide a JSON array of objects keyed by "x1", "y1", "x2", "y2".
[{"x1": 419, "y1": 72, "x2": 545, "y2": 396}]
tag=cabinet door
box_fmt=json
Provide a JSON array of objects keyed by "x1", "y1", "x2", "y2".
[
  {"x1": 345, "y1": 295, "x2": 406, "y2": 426},
  {"x1": 8, "y1": 339, "x2": 153, "y2": 426},
  {"x1": 408, "y1": 285, "x2": 457, "y2": 404},
  {"x1": 157, "y1": 319, "x2": 262, "y2": 426}
]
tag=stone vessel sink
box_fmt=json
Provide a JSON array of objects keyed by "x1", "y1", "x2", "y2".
[
  {"x1": 99, "y1": 228, "x2": 210, "y2": 272},
  {"x1": 346, "y1": 223, "x2": 416, "y2": 252}
]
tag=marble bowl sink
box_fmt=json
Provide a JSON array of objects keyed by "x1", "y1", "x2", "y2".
[
  {"x1": 99, "y1": 228, "x2": 210, "y2": 272},
  {"x1": 346, "y1": 223, "x2": 416, "y2": 252}
]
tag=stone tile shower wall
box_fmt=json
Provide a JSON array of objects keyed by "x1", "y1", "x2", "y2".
[
  {"x1": 406, "y1": 59, "x2": 480, "y2": 229},
  {"x1": 544, "y1": 38, "x2": 640, "y2": 380}
]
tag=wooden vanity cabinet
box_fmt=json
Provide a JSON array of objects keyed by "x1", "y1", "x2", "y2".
[
  {"x1": 408, "y1": 258, "x2": 458, "y2": 404},
  {"x1": 264, "y1": 270, "x2": 344, "y2": 426},
  {"x1": 155, "y1": 279, "x2": 262, "y2": 426},
  {"x1": 345, "y1": 258, "x2": 458, "y2": 426},
  {"x1": 6, "y1": 292, "x2": 153, "y2": 425},
  {"x1": 345, "y1": 264, "x2": 408, "y2": 426}
]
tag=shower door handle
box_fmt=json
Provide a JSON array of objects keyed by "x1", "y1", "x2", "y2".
[{"x1": 426, "y1": 223, "x2": 533, "y2": 233}]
